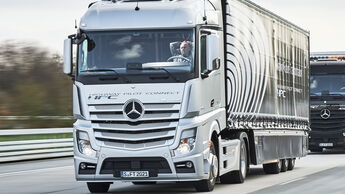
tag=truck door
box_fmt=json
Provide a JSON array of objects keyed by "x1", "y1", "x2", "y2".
[{"x1": 199, "y1": 31, "x2": 222, "y2": 113}]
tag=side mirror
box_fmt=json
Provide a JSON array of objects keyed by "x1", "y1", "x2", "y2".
[
  {"x1": 63, "y1": 38, "x2": 73, "y2": 75},
  {"x1": 206, "y1": 34, "x2": 220, "y2": 71},
  {"x1": 212, "y1": 58, "x2": 220, "y2": 70}
]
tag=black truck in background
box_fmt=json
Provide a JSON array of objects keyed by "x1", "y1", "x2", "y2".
[{"x1": 309, "y1": 52, "x2": 345, "y2": 152}]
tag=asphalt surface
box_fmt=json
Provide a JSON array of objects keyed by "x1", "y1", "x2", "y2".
[{"x1": 0, "y1": 150, "x2": 345, "y2": 194}]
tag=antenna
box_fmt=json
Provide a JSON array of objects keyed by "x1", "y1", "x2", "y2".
[
  {"x1": 203, "y1": 0, "x2": 207, "y2": 23},
  {"x1": 135, "y1": 0, "x2": 140, "y2": 11},
  {"x1": 74, "y1": 19, "x2": 78, "y2": 29}
]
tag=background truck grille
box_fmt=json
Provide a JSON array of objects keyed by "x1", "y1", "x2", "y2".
[
  {"x1": 88, "y1": 103, "x2": 180, "y2": 149},
  {"x1": 311, "y1": 109, "x2": 345, "y2": 132}
]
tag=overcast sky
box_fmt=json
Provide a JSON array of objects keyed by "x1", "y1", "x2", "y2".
[{"x1": 1, "y1": 0, "x2": 345, "y2": 54}]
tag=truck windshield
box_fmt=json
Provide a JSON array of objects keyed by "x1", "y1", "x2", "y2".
[
  {"x1": 77, "y1": 29, "x2": 195, "y2": 84},
  {"x1": 310, "y1": 74, "x2": 345, "y2": 96}
]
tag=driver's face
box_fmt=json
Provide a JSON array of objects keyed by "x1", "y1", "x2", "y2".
[{"x1": 180, "y1": 43, "x2": 191, "y2": 57}]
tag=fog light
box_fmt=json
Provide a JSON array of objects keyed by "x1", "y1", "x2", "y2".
[
  {"x1": 79, "y1": 163, "x2": 97, "y2": 174},
  {"x1": 80, "y1": 163, "x2": 87, "y2": 170},
  {"x1": 186, "y1": 161, "x2": 193, "y2": 168},
  {"x1": 343, "y1": 132, "x2": 345, "y2": 137}
]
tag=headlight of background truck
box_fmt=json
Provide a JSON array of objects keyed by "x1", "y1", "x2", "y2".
[
  {"x1": 174, "y1": 128, "x2": 197, "y2": 156},
  {"x1": 77, "y1": 130, "x2": 97, "y2": 157}
]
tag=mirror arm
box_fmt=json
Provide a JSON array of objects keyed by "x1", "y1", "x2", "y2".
[{"x1": 201, "y1": 70, "x2": 213, "y2": 79}]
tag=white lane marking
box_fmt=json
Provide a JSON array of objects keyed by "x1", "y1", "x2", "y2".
[
  {"x1": 280, "y1": 177, "x2": 306, "y2": 185},
  {"x1": 0, "y1": 166, "x2": 72, "y2": 178}
]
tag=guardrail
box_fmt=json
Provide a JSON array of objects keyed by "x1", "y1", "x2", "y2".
[{"x1": 0, "y1": 128, "x2": 73, "y2": 163}]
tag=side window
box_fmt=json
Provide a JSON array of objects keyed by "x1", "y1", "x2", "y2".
[
  {"x1": 200, "y1": 35, "x2": 207, "y2": 74},
  {"x1": 78, "y1": 39, "x2": 88, "y2": 72}
]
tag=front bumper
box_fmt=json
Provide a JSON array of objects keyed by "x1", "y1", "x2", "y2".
[
  {"x1": 309, "y1": 131, "x2": 345, "y2": 149},
  {"x1": 74, "y1": 145, "x2": 210, "y2": 182}
]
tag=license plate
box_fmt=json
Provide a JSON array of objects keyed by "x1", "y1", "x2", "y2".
[
  {"x1": 121, "y1": 171, "x2": 149, "y2": 178},
  {"x1": 319, "y1": 143, "x2": 333, "y2": 147}
]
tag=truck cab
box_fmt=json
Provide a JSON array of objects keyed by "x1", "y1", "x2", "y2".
[
  {"x1": 309, "y1": 52, "x2": 345, "y2": 152},
  {"x1": 64, "y1": 0, "x2": 229, "y2": 192}
]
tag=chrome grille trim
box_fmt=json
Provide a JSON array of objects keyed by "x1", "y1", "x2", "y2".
[
  {"x1": 93, "y1": 122, "x2": 178, "y2": 132},
  {"x1": 94, "y1": 130, "x2": 175, "y2": 142},
  {"x1": 88, "y1": 103, "x2": 180, "y2": 149}
]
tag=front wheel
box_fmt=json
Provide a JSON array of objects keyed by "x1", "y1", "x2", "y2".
[
  {"x1": 87, "y1": 182, "x2": 111, "y2": 193},
  {"x1": 194, "y1": 141, "x2": 218, "y2": 192}
]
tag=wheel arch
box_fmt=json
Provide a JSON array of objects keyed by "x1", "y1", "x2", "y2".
[{"x1": 209, "y1": 120, "x2": 221, "y2": 158}]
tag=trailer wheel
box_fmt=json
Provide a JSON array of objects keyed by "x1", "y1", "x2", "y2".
[
  {"x1": 194, "y1": 141, "x2": 218, "y2": 192},
  {"x1": 281, "y1": 159, "x2": 288, "y2": 172},
  {"x1": 263, "y1": 160, "x2": 281, "y2": 174},
  {"x1": 87, "y1": 182, "x2": 111, "y2": 193},
  {"x1": 220, "y1": 137, "x2": 248, "y2": 184},
  {"x1": 287, "y1": 158, "x2": 296, "y2": 171}
]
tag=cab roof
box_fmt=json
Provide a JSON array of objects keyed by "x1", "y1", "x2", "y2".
[{"x1": 80, "y1": 0, "x2": 216, "y2": 31}]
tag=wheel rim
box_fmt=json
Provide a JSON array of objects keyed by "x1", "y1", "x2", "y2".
[
  {"x1": 240, "y1": 143, "x2": 247, "y2": 177},
  {"x1": 285, "y1": 159, "x2": 288, "y2": 167}
]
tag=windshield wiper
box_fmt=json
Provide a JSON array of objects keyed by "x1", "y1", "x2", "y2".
[
  {"x1": 134, "y1": 66, "x2": 180, "y2": 82},
  {"x1": 80, "y1": 69, "x2": 131, "y2": 83},
  {"x1": 148, "y1": 67, "x2": 180, "y2": 82}
]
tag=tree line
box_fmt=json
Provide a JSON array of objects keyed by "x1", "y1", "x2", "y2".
[{"x1": 0, "y1": 41, "x2": 73, "y2": 129}]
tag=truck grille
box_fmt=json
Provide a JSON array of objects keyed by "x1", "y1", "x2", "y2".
[
  {"x1": 88, "y1": 103, "x2": 180, "y2": 149},
  {"x1": 311, "y1": 109, "x2": 345, "y2": 132}
]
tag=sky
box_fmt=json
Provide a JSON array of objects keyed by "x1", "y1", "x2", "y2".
[
  {"x1": 1, "y1": 0, "x2": 345, "y2": 54},
  {"x1": 0, "y1": 0, "x2": 93, "y2": 54}
]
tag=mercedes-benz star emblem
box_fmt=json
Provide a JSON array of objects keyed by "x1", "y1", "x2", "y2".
[
  {"x1": 123, "y1": 99, "x2": 144, "y2": 121},
  {"x1": 320, "y1": 109, "x2": 331, "y2": 120}
]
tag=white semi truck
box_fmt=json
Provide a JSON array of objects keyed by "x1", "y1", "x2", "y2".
[{"x1": 63, "y1": 0, "x2": 310, "y2": 192}]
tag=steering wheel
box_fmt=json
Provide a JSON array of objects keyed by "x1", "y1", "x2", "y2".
[{"x1": 167, "y1": 56, "x2": 191, "y2": 63}]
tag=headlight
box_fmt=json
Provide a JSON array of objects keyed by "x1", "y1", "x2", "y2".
[
  {"x1": 174, "y1": 128, "x2": 197, "y2": 156},
  {"x1": 77, "y1": 131, "x2": 96, "y2": 157}
]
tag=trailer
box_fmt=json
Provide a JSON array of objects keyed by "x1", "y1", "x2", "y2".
[
  {"x1": 309, "y1": 52, "x2": 345, "y2": 152},
  {"x1": 63, "y1": 0, "x2": 310, "y2": 192}
]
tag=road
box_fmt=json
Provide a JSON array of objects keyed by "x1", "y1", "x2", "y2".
[{"x1": 0, "y1": 150, "x2": 345, "y2": 194}]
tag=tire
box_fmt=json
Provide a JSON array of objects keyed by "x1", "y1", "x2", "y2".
[
  {"x1": 287, "y1": 158, "x2": 296, "y2": 171},
  {"x1": 281, "y1": 159, "x2": 288, "y2": 172},
  {"x1": 220, "y1": 137, "x2": 248, "y2": 184},
  {"x1": 194, "y1": 141, "x2": 218, "y2": 192},
  {"x1": 132, "y1": 182, "x2": 156, "y2": 185},
  {"x1": 263, "y1": 160, "x2": 281, "y2": 174},
  {"x1": 87, "y1": 182, "x2": 111, "y2": 193}
]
